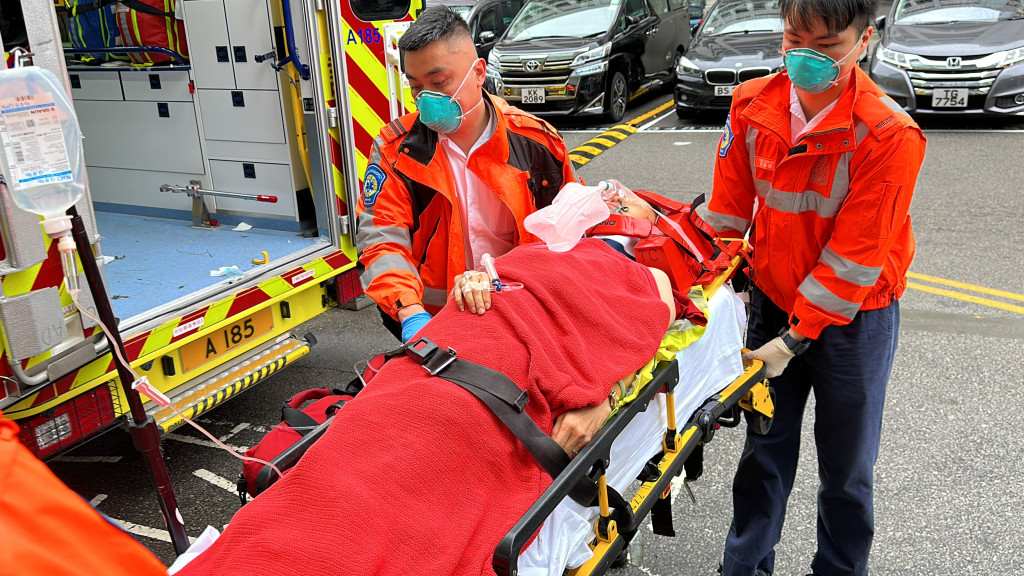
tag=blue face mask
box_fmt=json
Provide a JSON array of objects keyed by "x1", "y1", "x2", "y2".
[
  {"x1": 415, "y1": 60, "x2": 484, "y2": 134},
  {"x1": 783, "y1": 42, "x2": 860, "y2": 94}
]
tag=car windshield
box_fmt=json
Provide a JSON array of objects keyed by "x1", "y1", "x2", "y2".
[
  {"x1": 449, "y1": 4, "x2": 473, "y2": 19},
  {"x1": 701, "y1": 0, "x2": 784, "y2": 36},
  {"x1": 894, "y1": 0, "x2": 1024, "y2": 23},
  {"x1": 505, "y1": 0, "x2": 619, "y2": 40}
]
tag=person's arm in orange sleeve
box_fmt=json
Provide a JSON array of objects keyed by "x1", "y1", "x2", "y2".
[
  {"x1": 790, "y1": 126, "x2": 926, "y2": 340},
  {"x1": 355, "y1": 139, "x2": 425, "y2": 322},
  {"x1": 703, "y1": 88, "x2": 759, "y2": 239}
]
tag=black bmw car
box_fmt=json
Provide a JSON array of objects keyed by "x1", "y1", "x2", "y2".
[
  {"x1": 673, "y1": 0, "x2": 784, "y2": 118},
  {"x1": 869, "y1": 0, "x2": 1024, "y2": 116}
]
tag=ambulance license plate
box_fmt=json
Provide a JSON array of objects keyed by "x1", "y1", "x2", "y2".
[
  {"x1": 714, "y1": 85, "x2": 736, "y2": 96},
  {"x1": 932, "y1": 88, "x2": 967, "y2": 108},
  {"x1": 522, "y1": 87, "x2": 545, "y2": 104},
  {"x1": 180, "y1": 308, "x2": 274, "y2": 373}
]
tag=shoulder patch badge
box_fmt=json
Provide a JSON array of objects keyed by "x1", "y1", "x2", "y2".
[
  {"x1": 363, "y1": 164, "x2": 387, "y2": 209},
  {"x1": 719, "y1": 115, "x2": 735, "y2": 158}
]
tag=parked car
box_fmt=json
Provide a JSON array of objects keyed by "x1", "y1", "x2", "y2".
[
  {"x1": 869, "y1": 0, "x2": 1024, "y2": 115},
  {"x1": 436, "y1": 0, "x2": 527, "y2": 58},
  {"x1": 673, "y1": 0, "x2": 783, "y2": 118},
  {"x1": 485, "y1": 0, "x2": 692, "y2": 122}
]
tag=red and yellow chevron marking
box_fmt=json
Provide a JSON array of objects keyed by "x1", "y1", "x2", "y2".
[
  {"x1": 4, "y1": 249, "x2": 354, "y2": 418},
  {"x1": 333, "y1": 1, "x2": 421, "y2": 203}
]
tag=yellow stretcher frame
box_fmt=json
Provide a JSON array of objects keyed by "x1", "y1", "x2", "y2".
[{"x1": 493, "y1": 246, "x2": 774, "y2": 576}]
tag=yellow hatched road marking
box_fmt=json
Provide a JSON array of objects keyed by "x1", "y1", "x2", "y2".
[
  {"x1": 575, "y1": 145, "x2": 604, "y2": 156},
  {"x1": 591, "y1": 137, "x2": 617, "y2": 147},
  {"x1": 602, "y1": 130, "x2": 629, "y2": 141},
  {"x1": 907, "y1": 271, "x2": 1024, "y2": 303},
  {"x1": 569, "y1": 153, "x2": 592, "y2": 165},
  {"x1": 907, "y1": 282, "x2": 1024, "y2": 315}
]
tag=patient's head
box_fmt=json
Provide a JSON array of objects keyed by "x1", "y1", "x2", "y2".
[{"x1": 606, "y1": 194, "x2": 658, "y2": 224}]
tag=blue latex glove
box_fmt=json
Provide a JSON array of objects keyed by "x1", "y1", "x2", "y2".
[{"x1": 401, "y1": 311, "x2": 432, "y2": 343}]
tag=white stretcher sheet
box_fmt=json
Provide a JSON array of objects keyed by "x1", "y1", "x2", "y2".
[{"x1": 519, "y1": 286, "x2": 747, "y2": 574}]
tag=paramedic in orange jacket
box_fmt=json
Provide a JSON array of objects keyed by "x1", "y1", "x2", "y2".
[
  {"x1": 699, "y1": 1, "x2": 926, "y2": 575},
  {"x1": 356, "y1": 7, "x2": 577, "y2": 341}
]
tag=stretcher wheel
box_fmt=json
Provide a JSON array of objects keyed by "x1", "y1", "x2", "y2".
[{"x1": 749, "y1": 386, "x2": 775, "y2": 436}]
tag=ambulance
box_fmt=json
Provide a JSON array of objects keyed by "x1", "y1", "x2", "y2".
[{"x1": 0, "y1": 0, "x2": 422, "y2": 459}]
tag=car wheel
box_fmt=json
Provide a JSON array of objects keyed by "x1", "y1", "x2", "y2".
[{"x1": 604, "y1": 71, "x2": 628, "y2": 123}]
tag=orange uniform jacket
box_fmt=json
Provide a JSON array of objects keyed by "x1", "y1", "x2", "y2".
[
  {"x1": 356, "y1": 93, "x2": 577, "y2": 319},
  {"x1": 0, "y1": 413, "x2": 168, "y2": 576},
  {"x1": 702, "y1": 67, "x2": 926, "y2": 339}
]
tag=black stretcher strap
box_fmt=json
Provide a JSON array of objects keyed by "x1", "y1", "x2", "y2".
[{"x1": 398, "y1": 338, "x2": 598, "y2": 505}]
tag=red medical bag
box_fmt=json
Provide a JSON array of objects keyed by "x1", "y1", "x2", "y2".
[{"x1": 114, "y1": 0, "x2": 189, "y2": 64}]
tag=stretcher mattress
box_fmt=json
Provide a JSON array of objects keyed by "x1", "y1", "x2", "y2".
[{"x1": 519, "y1": 286, "x2": 747, "y2": 574}]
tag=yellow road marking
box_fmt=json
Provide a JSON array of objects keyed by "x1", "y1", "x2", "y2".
[
  {"x1": 575, "y1": 145, "x2": 605, "y2": 156},
  {"x1": 906, "y1": 282, "x2": 1024, "y2": 315},
  {"x1": 590, "y1": 137, "x2": 617, "y2": 147},
  {"x1": 626, "y1": 99, "x2": 674, "y2": 126},
  {"x1": 907, "y1": 271, "x2": 1024, "y2": 303}
]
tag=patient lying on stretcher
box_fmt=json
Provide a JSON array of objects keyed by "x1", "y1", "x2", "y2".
[{"x1": 177, "y1": 237, "x2": 677, "y2": 576}]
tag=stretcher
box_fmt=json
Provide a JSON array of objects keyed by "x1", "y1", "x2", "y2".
[{"x1": 238, "y1": 246, "x2": 773, "y2": 576}]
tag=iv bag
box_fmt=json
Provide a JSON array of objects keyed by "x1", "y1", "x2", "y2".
[{"x1": 0, "y1": 66, "x2": 85, "y2": 220}]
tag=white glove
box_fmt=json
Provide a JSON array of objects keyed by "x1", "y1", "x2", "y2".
[{"x1": 743, "y1": 337, "x2": 796, "y2": 378}]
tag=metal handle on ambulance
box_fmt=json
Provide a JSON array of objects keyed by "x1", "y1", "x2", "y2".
[
  {"x1": 383, "y1": 22, "x2": 412, "y2": 122},
  {"x1": 160, "y1": 183, "x2": 278, "y2": 204}
]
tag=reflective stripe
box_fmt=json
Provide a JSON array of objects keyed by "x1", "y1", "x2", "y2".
[
  {"x1": 696, "y1": 203, "x2": 750, "y2": 235},
  {"x1": 798, "y1": 274, "x2": 860, "y2": 319},
  {"x1": 423, "y1": 287, "x2": 447, "y2": 307},
  {"x1": 747, "y1": 127, "x2": 770, "y2": 199},
  {"x1": 360, "y1": 254, "x2": 420, "y2": 289},
  {"x1": 820, "y1": 246, "x2": 883, "y2": 287},
  {"x1": 765, "y1": 151, "x2": 851, "y2": 218},
  {"x1": 855, "y1": 121, "x2": 870, "y2": 145},
  {"x1": 879, "y1": 95, "x2": 912, "y2": 119},
  {"x1": 357, "y1": 219, "x2": 410, "y2": 250}
]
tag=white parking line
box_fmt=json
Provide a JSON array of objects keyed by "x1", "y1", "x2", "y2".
[
  {"x1": 194, "y1": 468, "x2": 240, "y2": 495},
  {"x1": 89, "y1": 493, "x2": 108, "y2": 507},
  {"x1": 54, "y1": 455, "x2": 123, "y2": 463},
  {"x1": 637, "y1": 110, "x2": 676, "y2": 131},
  {"x1": 165, "y1": 432, "x2": 247, "y2": 453},
  {"x1": 219, "y1": 422, "x2": 251, "y2": 442},
  {"x1": 108, "y1": 517, "x2": 196, "y2": 544}
]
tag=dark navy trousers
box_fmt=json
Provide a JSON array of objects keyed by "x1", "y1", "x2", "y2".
[{"x1": 722, "y1": 288, "x2": 900, "y2": 576}]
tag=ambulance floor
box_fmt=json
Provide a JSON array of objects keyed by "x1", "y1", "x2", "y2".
[{"x1": 95, "y1": 212, "x2": 320, "y2": 321}]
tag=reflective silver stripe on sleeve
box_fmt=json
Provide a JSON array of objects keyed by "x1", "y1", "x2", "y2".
[
  {"x1": 746, "y1": 127, "x2": 770, "y2": 199},
  {"x1": 855, "y1": 121, "x2": 870, "y2": 145},
  {"x1": 696, "y1": 203, "x2": 751, "y2": 234},
  {"x1": 879, "y1": 95, "x2": 912, "y2": 119},
  {"x1": 820, "y1": 246, "x2": 883, "y2": 287},
  {"x1": 798, "y1": 274, "x2": 860, "y2": 319},
  {"x1": 422, "y1": 287, "x2": 448, "y2": 308},
  {"x1": 360, "y1": 253, "x2": 421, "y2": 290},
  {"x1": 765, "y1": 152, "x2": 852, "y2": 218},
  {"x1": 356, "y1": 218, "x2": 411, "y2": 250}
]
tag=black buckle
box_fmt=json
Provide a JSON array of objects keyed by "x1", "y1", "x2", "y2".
[{"x1": 405, "y1": 337, "x2": 457, "y2": 375}]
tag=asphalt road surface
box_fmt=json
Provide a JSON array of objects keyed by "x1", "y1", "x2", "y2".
[{"x1": 48, "y1": 94, "x2": 1024, "y2": 575}]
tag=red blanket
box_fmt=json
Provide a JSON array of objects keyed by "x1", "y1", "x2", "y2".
[{"x1": 179, "y1": 239, "x2": 668, "y2": 576}]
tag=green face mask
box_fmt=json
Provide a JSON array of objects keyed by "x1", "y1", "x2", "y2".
[
  {"x1": 415, "y1": 59, "x2": 484, "y2": 134},
  {"x1": 783, "y1": 42, "x2": 859, "y2": 94}
]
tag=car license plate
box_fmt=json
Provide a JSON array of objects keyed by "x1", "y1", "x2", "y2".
[
  {"x1": 180, "y1": 308, "x2": 274, "y2": 373},
  {"x1": 932, "y1": 88, "x2": 967, "y2": 108},
  {"x1": 522, "y1": 87, "x2": 546, "y2": 104},
  {"x1": 714, "y1": 85, "x2": 736, "y2": 96}
]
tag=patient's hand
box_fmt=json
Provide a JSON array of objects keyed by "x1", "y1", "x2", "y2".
[
  {"x1": 552, "y1": 401, "x2": 612, "y2": 458},
  {"x1": 451, "y1": 271, "x2": 492, "y2": 315}
]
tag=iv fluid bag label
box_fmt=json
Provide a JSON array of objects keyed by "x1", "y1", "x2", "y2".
[{"x1": 0, "y1": 93, "x2": 73, "y2": 191}]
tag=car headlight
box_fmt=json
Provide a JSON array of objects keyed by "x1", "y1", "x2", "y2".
[
  {"x1": 571, "y1": 43, "x2": 610, "y2": 67},
  {"x1": 675, "y1": 56, "x2": 701, "y2": 76},
  {"x1": 876, "y1": 47, "x2": 915, "y2": 69},
  {"x1": 570, "y1": 61, "x2": 608, "y2": 76},
  {"x1": 488, "y1": 49, "x2": 502, "y2": 69},
  {"x1": 997, "y1": 47, "x2": 1024, "y2": 67}
]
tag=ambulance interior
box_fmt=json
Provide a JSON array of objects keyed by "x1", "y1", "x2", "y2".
[{"x1": 59, "y1": 0, "x2": 330, "y2": 325}]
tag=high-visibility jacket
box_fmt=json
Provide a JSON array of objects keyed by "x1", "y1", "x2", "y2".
[
  {"x1": 356, "y1": 92, "x2": 578, "y2": 319},
  {"x1": 702, "y1": 67, "x2": 926, "y2": 339},
  {"x1": 0, "y1": 413, "x2": 169, "y2": 575}
]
